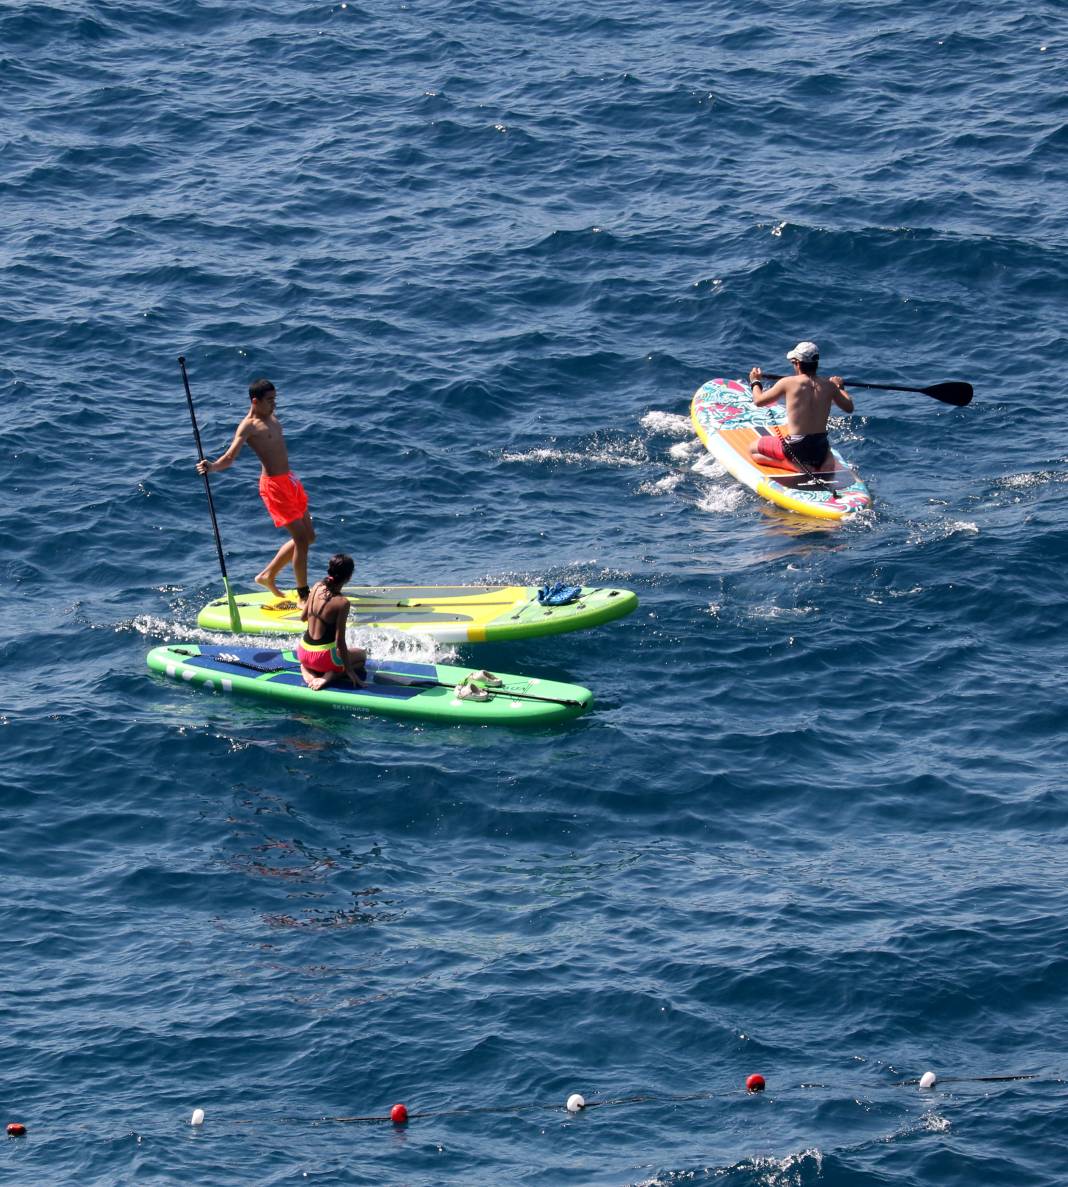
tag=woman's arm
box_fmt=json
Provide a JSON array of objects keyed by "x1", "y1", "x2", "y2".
[
  {"x1": 334, "y1": 601, "x2": 351, "y2": 661},
  {"x1": 334, "y1": 602, "x2": 366, "y2": 684}
]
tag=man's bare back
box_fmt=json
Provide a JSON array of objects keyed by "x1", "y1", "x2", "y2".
[
  {"x1": 746, "y1": 342, "x2": 855, "y2": 473},
  {"x1": 757, "y1": 372, "x2": 849, "y2": 436}
]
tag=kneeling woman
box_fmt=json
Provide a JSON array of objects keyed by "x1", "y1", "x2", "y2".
[{"x1": 296, "y1": 553, "x2": 368, "y2": 690}]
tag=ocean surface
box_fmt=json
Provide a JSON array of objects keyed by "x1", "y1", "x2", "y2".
[{"x1": 2, "y1": 1, "x2": 1067, "y2": 1183}]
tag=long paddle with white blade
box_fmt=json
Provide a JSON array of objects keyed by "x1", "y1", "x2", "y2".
[{"x1": 178, "y1": 356, "x2": 243, "y2": 634}]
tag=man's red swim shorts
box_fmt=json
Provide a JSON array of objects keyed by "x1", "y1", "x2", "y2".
[
  {"x1": 258, "y1": 472, "x2": 308, "y2": 527},
  {"x1": 753, "y1": 431, "x2": 830, "y2": 470},
  {"x1": 754, "y1": 433, "x2": 789, "y2": 464}
]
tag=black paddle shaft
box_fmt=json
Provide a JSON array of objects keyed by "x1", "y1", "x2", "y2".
[
  {"x1": 178, "y1": 356, "x2": 232, "y2": 581},
  {"x1": 759, "y1": 374, "x2": 972, "y2": 406}
]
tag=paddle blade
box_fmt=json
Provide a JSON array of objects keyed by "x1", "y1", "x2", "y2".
[
  {"x1": 922, "y1": 381, "x2": 973, "y2": 407},
  {"x1": 223, "y1": 577, "x2": 244, "y2": 634}
]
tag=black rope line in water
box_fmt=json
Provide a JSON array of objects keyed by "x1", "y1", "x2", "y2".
[
  {"x1": 10, "y1": 1071, "x2": 1045, "y2": 1141},
  {"x1": 277, "y1": 1070, "x2": 1056, "y2": 1128},
  {"x1": 26, "y1": 1070, "x2": 1039, "y2": 1140},
  {"x1": 895, "y1": 1073, "x2": 1039, "y2": 1086}
]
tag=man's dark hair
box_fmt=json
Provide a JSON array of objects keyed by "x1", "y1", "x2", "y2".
[
  {"x1": 798, "y1": 358, "x2": 818, "y2": 376},
  {"x1": 249, "y1": 377, "x2": 276, "y2": 401}
]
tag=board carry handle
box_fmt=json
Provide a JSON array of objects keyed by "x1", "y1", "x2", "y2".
[
  {"x1": 759, "y1": 374, "x2": 973, "y2": 407},
  {"x1": 178, "y1": 357, "x2": 243, "y2": 633}
]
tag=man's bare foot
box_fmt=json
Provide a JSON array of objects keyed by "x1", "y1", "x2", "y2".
[{"x1": 255, "y1": 570, "x2": 285, "y2": 600}]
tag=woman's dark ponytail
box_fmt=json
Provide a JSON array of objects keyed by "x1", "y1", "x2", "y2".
[{"x1": 323, "y1": 552, "x2": 355, "y2": 592}]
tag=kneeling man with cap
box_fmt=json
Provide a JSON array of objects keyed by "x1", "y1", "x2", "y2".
[{"x1": 747, "y1": 342, "x2": 854, "y2": 473}]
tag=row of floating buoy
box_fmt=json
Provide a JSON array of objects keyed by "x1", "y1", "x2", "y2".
[{"x1": 0, "y1": 1071, "x2": 966, "y2": 1137}]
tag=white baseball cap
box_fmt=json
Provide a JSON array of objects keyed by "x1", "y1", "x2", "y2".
[{"x1": 786, "y1": 341, "x2": 819, "y2": 362}]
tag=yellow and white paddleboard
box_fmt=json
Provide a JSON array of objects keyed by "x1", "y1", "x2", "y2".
[
  {"x1": 691, "y1": 378, "x2": 871, "y2": 521},
  {"x1": 197, "y1": 583, "x2": 638, "y2": 643}
]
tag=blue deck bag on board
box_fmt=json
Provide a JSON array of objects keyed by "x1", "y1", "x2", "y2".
[{"x1": 537, "y1": 581, "x2": 582, "y2": 606}]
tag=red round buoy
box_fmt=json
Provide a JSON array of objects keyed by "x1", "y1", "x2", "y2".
[
  {"x1": 6, "y1": 1123, "x2": 27, "y2": 1137},
  {"x1": 390, "y1": 1103, "x2": 409, "y2": 1125},
  {"x1": 746, "y1": 1074, "x2": 766, "y2": 1093}
]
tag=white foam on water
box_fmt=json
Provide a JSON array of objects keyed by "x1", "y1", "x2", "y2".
[
  {"x1": 669, "y1": 439, "x2": 702, "y2": 461},
  {"x1": 752, "y1": 1148, "x2": 824, "y2": 1178},
  {"x1": 692, "y1": 453, "x2": 728, "y2": 478},
  {"x1": 999, "y1": 469, "x2": 1067, "y2": 489},
  {"x1": 634, "y1": 1147, "x2": 824, "y2": 1187},
  {"x1": 482, "y1": 564, "x2": 634, "y2": 587},
  {"x1": 639, "y1": 410, "x2": 692, "y2": 438},
  {"x1": 865, "y1": 584, "x2": 926, "y2": 605},
  {"x1": 501, "y1": 437, "x2": 647, "y2": 468},
  {"x1": 748, "y1": 603, "x2": 818, "y2": 621},
  {"x1": 125, "y1": 615, "x2": 262, "y2": 646},
  {"x1": 349, "y1": 629, "x2": 452, "y2": 666},
  {"x1": 906, "y1": 519, "x2": 979, "y2": 545},
  {"x1": 695, "y1": 483, "x2": 746, "y2": 514},
  {"x1": 126, "y1": 614, "x2": 452, "y2": 665},
  {"x1": 826, "y1": 416, "x2": 867, "y2": 453},
  {"x1": 638, "y1": 473, "x2": 685, "y2": 495}
]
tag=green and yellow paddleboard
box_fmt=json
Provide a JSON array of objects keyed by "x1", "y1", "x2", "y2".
[{"x1": 197, "y1": 583, "x2": 638, "y2": 643}]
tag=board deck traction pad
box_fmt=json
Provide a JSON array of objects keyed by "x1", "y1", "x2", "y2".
[
  {"x1": 691, "y1": 377, "x2": 872, "y2": 520},
  {"x1": 147, "y1": 644, "x2": 593, "y2": 725},
  {"x1": 197, "y1": 582, "x2": 639, "y2": 642}
]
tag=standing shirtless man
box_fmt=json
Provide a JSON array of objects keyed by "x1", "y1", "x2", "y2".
[
  {"x1": 747, "y1": 341, "x2": 854, "y2": 473},
  {"x1": 196, "y1": 377, "x2": 316, "y2": 608}
]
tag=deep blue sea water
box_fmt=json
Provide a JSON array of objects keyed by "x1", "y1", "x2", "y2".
[{"x1": 3, "y1": 2, "x2": 1068, "y2": 1183}]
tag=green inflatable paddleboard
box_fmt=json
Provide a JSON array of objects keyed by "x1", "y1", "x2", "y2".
[{"x1": 147, "y1": 644, "x2": 592, "y2": 725}]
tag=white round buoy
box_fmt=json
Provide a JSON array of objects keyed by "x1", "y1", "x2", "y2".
[
  {"x1": 190, "y1": 1108, "x2": 205, "y2": 1126},
  {"x1": 565, "y1": 1093, "x2": 585, "y2": 1113},
  {"x1": 919, "y1": 1071, "x2": 937, "y2": 1089}
]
